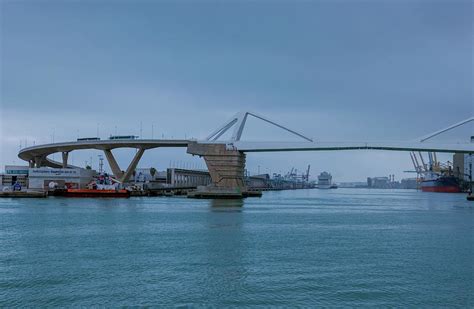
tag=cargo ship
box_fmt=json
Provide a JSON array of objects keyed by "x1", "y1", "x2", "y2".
[
  {"x1": 420, "y1": 175, "x2": 461, "y2": 193},
  {"x1": 409, "y1": 151, "x2": 464, "y2": 193}
]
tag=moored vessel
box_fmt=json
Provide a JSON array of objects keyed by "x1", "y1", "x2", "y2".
[
  {"x1": 62, "y1": 188, "x2": 130, "y2": 198},
  {"x1": 317, "y1": 172, "x2": 337, "y2": 189},
  {"x1": 55, "y1": 173, "x2": 130, "y2": 198},
  {"x1": 420, "y1": 175, "x2": 461, "y2": 193}
]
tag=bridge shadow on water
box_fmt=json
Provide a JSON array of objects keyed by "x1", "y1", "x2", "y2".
[
  {"x1": 199, "y1": 198, "x2": 249, "y2": 303},
  {"x1": 209, "y1": 198, "x2": 244, "y2": 210}
]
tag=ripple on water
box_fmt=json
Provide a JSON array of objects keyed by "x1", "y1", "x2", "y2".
[{"x1": 0, "y1": 189, "x2": 472, "y2": 307}]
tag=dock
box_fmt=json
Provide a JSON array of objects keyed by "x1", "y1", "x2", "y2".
[{"x1": 0, "y1": 191, "x2": 47, "y2": 198}]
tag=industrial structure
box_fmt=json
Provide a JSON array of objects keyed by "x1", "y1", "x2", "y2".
[
  {"x1": 407, "y1": 117, "x2": 474, "y2": 192},
  {"x1": 15, "y1": 112, "x2": 474, "y2": 198},
  {"x1": 0, "y1": 165, "x2": 29, "y2": 190}
]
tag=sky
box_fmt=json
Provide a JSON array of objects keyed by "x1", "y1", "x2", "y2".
[{"x1": 1, "y1": 0, "x2": 473, "y2": 182}]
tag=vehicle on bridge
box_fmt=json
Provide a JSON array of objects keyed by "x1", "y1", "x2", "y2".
[
  {"x1": 109, "y1": 135, "x2": 138, "y2": 140},
  {"x1": 77, "y1": 137, "x2": 101, "y2": 141}
]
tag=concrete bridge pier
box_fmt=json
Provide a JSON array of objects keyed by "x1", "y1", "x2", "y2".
[
  {"x1": 61, "y1": 152, "x2": 69, "y2": 168},
  {"x1": 121, "y1": 148, "x2": 145, "y2": 183},
  {"x1": 187, "y1": 142, "x2": 257, "y2": 198},
  {"x1": 33, "y1": 156, "x2": 44, "y2": 168},
  {"x1": 103, "y1": 149, "x2": 124, "y2": 180},
  {"x1": 103, "y1": 148, "x2": 146, "y2": 183}
]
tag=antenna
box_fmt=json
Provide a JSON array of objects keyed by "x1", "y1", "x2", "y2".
[{"x1": 98, "y1": 155, "x2": 104, "y2": 174}]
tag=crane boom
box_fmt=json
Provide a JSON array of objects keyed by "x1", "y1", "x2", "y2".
[
  {"x1": 410, "y1": 152, "x2": 419, "y2": 172},
  {"x1": 418, "y1": 152, "x2": 427, "y2": 171}
]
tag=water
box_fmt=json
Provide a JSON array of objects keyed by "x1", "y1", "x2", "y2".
[{"x1": 1, "y1": 189, "x2": 473, "y2": 307}]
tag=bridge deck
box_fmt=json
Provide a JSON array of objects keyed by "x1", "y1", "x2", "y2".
[
  {"x1": 18, "y1": 139, "x2": 190, "y2": 161},
  {"x1": 231, "y1": 141, "x2": 474, "y2": 153},
  {"x1": 17, "y1": 139, "x2": 474, "y2": 169}
]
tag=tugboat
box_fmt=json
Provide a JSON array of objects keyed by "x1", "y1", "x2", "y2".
[
  {"x1": 63, "y1": 188, "x2": 130, "y2": 198},
  {"x1": 468, "y1": 191, "x2": 474, "y2": 201},
  {"x1": 62, "y1": 173, "x2": 130, "y2": 198}
]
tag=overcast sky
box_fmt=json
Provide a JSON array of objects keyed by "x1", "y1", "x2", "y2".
[{"x1": 1, "y1": 0, "x2": 473, "y2": 181}]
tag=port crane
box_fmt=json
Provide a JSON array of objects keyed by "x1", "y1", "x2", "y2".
[
  {"x1": 408, "y1": 151, "x2": 455, "y2": 179},
  {"x1": 284, "y1": 166, "x2": 311, "y2": 183},
  {"x1": 304, "y1": 165, "x2": 311, "y2": 182}
]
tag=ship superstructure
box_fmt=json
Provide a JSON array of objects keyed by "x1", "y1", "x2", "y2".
[{"x1": 317, "y1": 172, "x2": 337, "y2": 189}]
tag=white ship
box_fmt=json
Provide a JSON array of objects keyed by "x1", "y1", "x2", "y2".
[{"x1": 317, "y1": 172, "x2": 337, "y2": 189}]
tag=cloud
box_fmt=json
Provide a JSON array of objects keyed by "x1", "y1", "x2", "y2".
[{"x1": 1, "y1": 1, "x2": 472, "y2": 180}]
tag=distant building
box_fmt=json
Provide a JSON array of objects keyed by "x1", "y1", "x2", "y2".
[
  {"x1": 133, "y1": 168, "x2": 168, "y2": 189},
  {"x1": 400, "y1": 178, "x2": 418, "y2": 189},
  {"x1": 1, "y1": 165, "x2": 29, "y2": 190},
  {"x1": 246, "y1": 174, "x2": 271, "y2": 189},
  {"x1": 339, "y1": 182, "x2": 368, "y2": 188},
  {"x1": 366, "y1": 175, "x2": 417, "y2": 189},
  {"x1": 368, "y1": 177, "x2": 390, "y2": 189},
  {"x1": 133, "y1": 168, "x2": 162, "y2": 183},
  {"x1": 28, "y1": 167, "x2": 96, "y2": 190},
  {"x1": 166, "y1": 168, "x2": 211, "y2": 187}
]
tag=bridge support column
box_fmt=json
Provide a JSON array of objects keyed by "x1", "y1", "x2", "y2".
[
  {"x1": 187, "y1": 142, "x2": 254, "y2": 198},
  {"x1": 103, "y1": 148, "x2": 146, "y2": 183},
  {"x1": 120, "y1": 148, "x2": 145, "y2": 183},
  {"x1": 103, "y1": 149, "x2": 124, "y2": 180},
  {"x1": 61, "y1": 152, "x2": 69, "y2": 168},
  {"x1": 34, "y1": 156, "x2": 44, "y2": 168}
]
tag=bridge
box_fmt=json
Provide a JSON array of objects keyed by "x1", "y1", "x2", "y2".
[{"x1": 18, "y1": 111, "x2": 474, "y2": 197}]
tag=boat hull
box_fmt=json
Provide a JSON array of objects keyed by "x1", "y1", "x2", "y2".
[
  {"x1": 317, "y1": 185, "x2": 331, "y2": 189},
  {"x1": 421, "y1": 186, "x2": 461, "y2": 193},
  {"x1": 62, "y1": 189, "x2": 130, "y2": 198},
  {"x1": 421, "y1": 177, "x2": 461, "y2": 193}
]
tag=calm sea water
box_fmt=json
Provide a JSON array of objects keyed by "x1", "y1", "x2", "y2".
[{"x1": 1, "y1": 189, "x2": 473, "y2": 307}]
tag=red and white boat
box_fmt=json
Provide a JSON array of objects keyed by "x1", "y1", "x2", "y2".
[
  {"x1": 62, "y1": 188, "x2": 130, "y2": 198},
  {"x1": 58, "y1": 173, "x2": 130, "y2": 198}
]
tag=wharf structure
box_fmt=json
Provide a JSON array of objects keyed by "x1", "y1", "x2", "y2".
[
  {"x1": 28, "y1": 167, "x2": 97, "y2": 190},
  {"x1": 0, "y1": 165, "x2": 29, "y2": 190}
]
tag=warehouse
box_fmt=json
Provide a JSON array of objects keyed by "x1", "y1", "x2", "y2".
[{"x1": 28, "y1": 167, "x2": 96, "y2": 190}]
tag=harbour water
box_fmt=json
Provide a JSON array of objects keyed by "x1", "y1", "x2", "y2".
[{"x1": 1, "y1": 189, "x2": 473, "y2": 307}]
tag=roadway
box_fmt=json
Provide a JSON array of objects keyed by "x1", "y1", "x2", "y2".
[
  {"x1": 19, "y1": 139, "x2": 474, "y2": 169},
  {"x1": 231, "y1": 141, "x2": 474, "y2": 153},
  {"x1": 18, "y1": 139, "x2": 190, "y2": 168}
]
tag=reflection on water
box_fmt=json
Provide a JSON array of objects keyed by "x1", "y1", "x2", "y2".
[
  {"x1": 209, "y1": 198, "x2": 244, "y2": 209},
  {"x1": 0, "y1": 189, "x2": 472, "y2": 307},
  {"x1": 203, "y1": 198, "x2": 247, "y2": 303}
]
